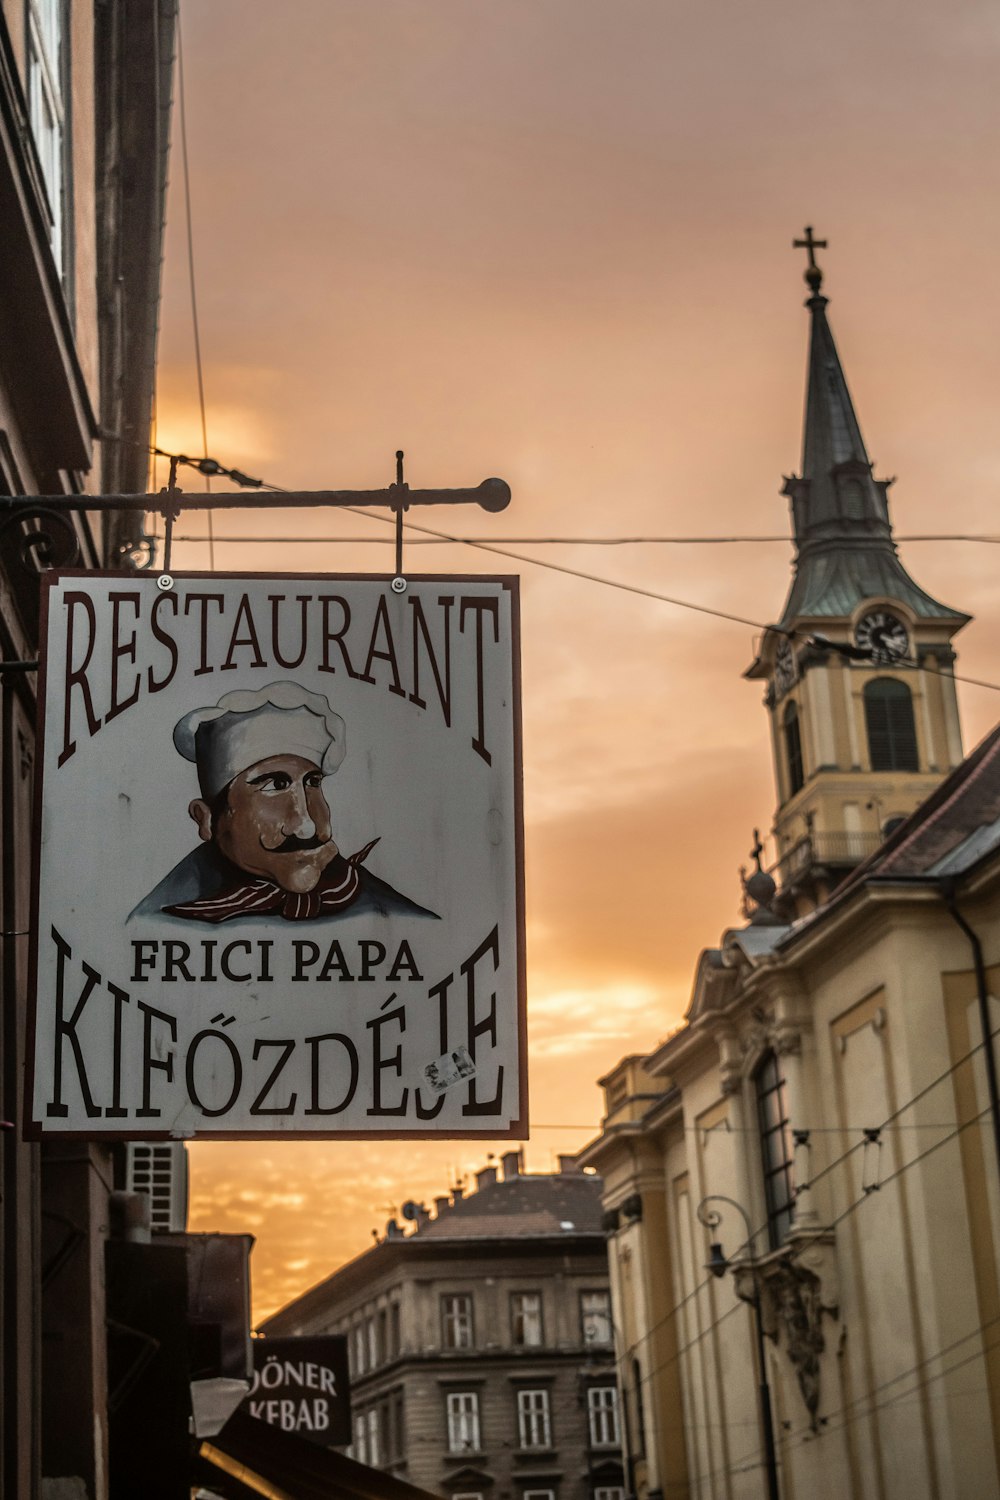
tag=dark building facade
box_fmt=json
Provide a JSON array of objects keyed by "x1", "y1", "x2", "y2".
[
  {"x1": 263, "y1": 1153, "x2": 627, "y2": 1500},
  {"x1": 0, "y1": 3, "x2": 175, "y2": 1495}
]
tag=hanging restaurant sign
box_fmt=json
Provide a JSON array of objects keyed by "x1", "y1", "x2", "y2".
[{"x1": 27, "y1": 572, "x2": 525, "y2": 1139}]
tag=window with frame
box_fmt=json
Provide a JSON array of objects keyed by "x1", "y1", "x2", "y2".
[
  {"x1": 366, "y1": 1406, "x2": 381, "y2": 1467},
  {"x1": 446, "y1": 1390, "x2": 480, "y2": 1452},
  {"x1": 353, "y1": 1411, "x2": 367, "y2": 1465},
  {"x1": 517, "y1": 1388, "x2": 552, "y2": 1449},
  {"x1": 586, "y1": 1386, "x2": 620, "y2": 1447},
  {"x1": 25, "y1": 0, "x2": 69, "y2": 278},
  {"x1": 756, "y1": 1050, "x2": 794, "y2": 1249},
  {"x1": 523, "y1": 1491, "x2": 556, "y2": 1500},
  {"x1": 389, "y1": 1300, "x2": 401, "y2": 1357},
  {"x1": 442, "y1": 1293, "x2": 474, "y2": 1349},
  {"x1": 391, "y1": 1392, "x2": 405, "y2": 1460},
  {"x1": 594, "y1": 1488, "x2": 624, "y2": 1500},
  {"x1": 580, "y1": 1290, "x2": 612, "y2": 1346},
  {"x1": 367, "y1": 1315, "x2": 379, "y2": 1368},
  {"x1": 352, "y1": 1321, "x2": 367, "y2": 1376},
  {"x1": 864, "y1": 679, "x2": 918, "y2": 772},
  {"x1": 784, "y1": 701, "x2": 804, "y2": 795},
  {"x1": 511, "y1": 1291, "x2": 543, "y2": 1347}
]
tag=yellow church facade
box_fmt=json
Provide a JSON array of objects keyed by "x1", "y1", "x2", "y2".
[{"x1": 580, "y1": 244, "x2": 1000, "y2": 1500}]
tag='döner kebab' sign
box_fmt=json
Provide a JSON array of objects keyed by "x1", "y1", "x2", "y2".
[{"x1": 27, "y1": 573, "x2": 525, "y2": 1139}]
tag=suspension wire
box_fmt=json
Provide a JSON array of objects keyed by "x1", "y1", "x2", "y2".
[
  {"x1": 632, "y1": 1099, "x2": 994, "y2": 1488},
  {"x1": 694, "y1": 1107, "x2": 998, "y2": 1488},
  {"x1": 176, "y1": 7, "x2": 214, "y2": 570},
  {"x1": 607, "y1": 1022, "x2": 1000, "y2": 1378},
  {"x1": 144, "y1": 453, "x2": 1000, "y2": 698},
  {"x1": 167, "y1": 530, "x2": 1000, "y2": 546}
]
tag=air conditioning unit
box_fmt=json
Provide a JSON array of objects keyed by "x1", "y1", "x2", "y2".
[{"x1": 124, "y1": 1142, "x2": 189, "y2": 1232}]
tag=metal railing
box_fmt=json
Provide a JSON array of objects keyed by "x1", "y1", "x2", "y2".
[{"x1": 776, "y1": 830, "x2": 881, "y2": 887}]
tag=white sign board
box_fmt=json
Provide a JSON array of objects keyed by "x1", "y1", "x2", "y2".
[{"x1": 28, "y1": 573, "x2": 525, "y2": 1138}]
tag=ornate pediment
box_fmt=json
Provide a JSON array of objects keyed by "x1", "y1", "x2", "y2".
[{"x1": 441, "y1": 1466, "x2": 494, "y2": 1490}]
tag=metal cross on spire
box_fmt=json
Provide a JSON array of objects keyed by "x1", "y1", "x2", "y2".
[
  {"x1": 793, "y1": 225, "x2": 827, "y2": 295},
  {"x1": 750, "y1": 828, "x2": 765, "y2": 873}
]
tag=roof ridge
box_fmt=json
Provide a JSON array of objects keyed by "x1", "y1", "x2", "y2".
[{"x1": 876, "y1": 723, "x2": 1000, "y2": 872}]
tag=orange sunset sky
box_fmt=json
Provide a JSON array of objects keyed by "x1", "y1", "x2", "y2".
[{"x1": 154, "y1": 0, "x2": 1000, "y2": 1321}]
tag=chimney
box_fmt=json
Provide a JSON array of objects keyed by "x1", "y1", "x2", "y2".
[
  {"x1": 452, "y1": 1184, "x2": 465, "y2": 1203},
  {"x1": 501, "y1": 1149, "x2": 522, "y2": 1181},
  {"x1": 476, "y1": 1165, "x2": 498, "y2": 1191},
  {"x1": 415, "y1": 1203, "x2": 431, "y2": 1230},
  {"x1": 386, "y1": 1219, "x2": 404, "y2": 1240},
  {"x1": 558, "y1": 1153, "x2": 581, "y2": 1175},
  {"x1": 434, "y1": 1195, "x2": 451, "y2": 1218}
]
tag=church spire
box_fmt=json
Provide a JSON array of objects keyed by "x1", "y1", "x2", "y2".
[
  {"x1": 775, "y1": 228, "x2": 966, "y2": 631},
  {"x1": 743, "y1": 232, "x2": 970, "y2": 919}
]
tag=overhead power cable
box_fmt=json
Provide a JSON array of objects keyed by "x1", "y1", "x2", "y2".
[
  {"x1": 175, "y1": 8, "x2": 214, "y2": 569},
  {"x1": 610, "y1": 1022, "x2": 1000, "y2": 1375},
  {"x1": 169, "y1": 531, "x2": 1000, "y2": 546},
  {"x1": 635, "y1": 1097, "x2": 994, "y2": 1480},
  {"x1": 148, "y1": 456, "x2": 1000, "y2": 695}
]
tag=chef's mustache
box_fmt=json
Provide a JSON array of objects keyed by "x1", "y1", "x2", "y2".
[{"x1": 263, "y1": 833, "x2": 330, "y2": 853}]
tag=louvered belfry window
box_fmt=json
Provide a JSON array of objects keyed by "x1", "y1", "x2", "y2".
[{"x1": 864, "y1": 678, "x2": 918, "y2": 771}]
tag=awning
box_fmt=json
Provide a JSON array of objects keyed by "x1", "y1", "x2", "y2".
[{"x1": 194, "y1": 1409, "x2": 441, "y2": 1500}]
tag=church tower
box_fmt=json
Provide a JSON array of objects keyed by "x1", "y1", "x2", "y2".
[{"x1": 746, "y1": 231, "x2": 969, "y2": 914}]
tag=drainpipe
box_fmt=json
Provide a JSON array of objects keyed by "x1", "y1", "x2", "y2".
[{"x1": 941, "y1": 886, "x2": 1000, "y2": 1186}]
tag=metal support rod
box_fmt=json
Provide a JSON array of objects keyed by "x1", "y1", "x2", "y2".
[
  {"x1": 754, "y1": 1288, "x2": 782, "y2": 1500},
  {"x1": 393, "y1": 450, "x2": 406, "y2": 576},
  {"x1": 0, "y1": 479, "x2": 512, "y2": 515},
  {"x1": 2, "y1": 668, "x2": 41, "y2": 1489},
  {"x1": 699, "y1": 1195, "x2": 781, "y2": 1500}
]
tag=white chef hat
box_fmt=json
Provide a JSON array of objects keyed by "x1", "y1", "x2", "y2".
[{"x1": 173, "y1": 681, "x2": 347, "y2": 800}]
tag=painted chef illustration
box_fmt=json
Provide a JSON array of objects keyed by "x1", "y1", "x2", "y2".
[{"x1": 130, "y1": 681, "x2": 437, "y2": 924}]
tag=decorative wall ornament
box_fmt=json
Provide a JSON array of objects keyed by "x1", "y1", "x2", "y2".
[
  {"x1": 0, "y1": 506, "x2": 80, "y2": 572},
  {"x1": 773, "y1": 1025, "x2": 803, "y2": 1058},
  {"x1": 620, "y1": 1193, "x2": 643, "y2": 1223},
  {"x1": 741, "y1": 1016, "x2": 774, "y2": 1060},
  {"x1": 733, "y1": 1231, "x2": 839, "y2": 1430},
  {"x1": 717, "y1": 1029, "x2": 744, "y2": 1096}
]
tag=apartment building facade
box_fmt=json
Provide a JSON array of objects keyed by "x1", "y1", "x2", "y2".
[{"x1": 263, "y1": 1153, "x2": 628, "y2": 1500}]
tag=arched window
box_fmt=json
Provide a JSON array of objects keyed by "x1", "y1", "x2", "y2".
[
  {"x1": 864, "y1": 679, "x2": 918, "y2": 771},
  {"x1": 755, "y1": 1051, "x2": 794, "y2": 1250},
  {"x1": 784, "y1": 702, "x2": 804, "y2": 795}
]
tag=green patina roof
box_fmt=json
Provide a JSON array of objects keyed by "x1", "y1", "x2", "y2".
[
  {"x1": 778, "y1": 537, "x2": 969, "y2": 625},
  {"x1": 774, "y1": 290, "x2": 967, "y2": 630}
]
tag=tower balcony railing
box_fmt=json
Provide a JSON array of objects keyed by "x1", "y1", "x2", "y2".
[{"x1": 776, "y1": 830, "x2": 882, "y2": 888}]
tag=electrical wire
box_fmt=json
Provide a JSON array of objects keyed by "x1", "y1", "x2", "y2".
[
  {"x1": 176, "y1": 7, "x2": 214, "y2": 570},
  {"x1": 703, "y1": 1241, "x2": 1000, "y2": 1489},
  {"x1": 149, "y1": 451, "x2": 1000, "y2": 694},
  {"x1": 633, "y1": 1098, "x2": 995, "y2": 1490},
  {"x1": 168, "y1": 531, "x2": 1000, "y2": 546},
  {"x1": 607, "y1": 1022, "x2": 1000, "y2": 1386}
]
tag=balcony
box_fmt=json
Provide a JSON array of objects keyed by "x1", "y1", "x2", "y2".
[{"x1": 776, "y1": 830, "x2": 882, "y2": 890}]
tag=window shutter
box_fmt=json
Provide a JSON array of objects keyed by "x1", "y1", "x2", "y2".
[{"x1": 864, "y1": 679, "x2": 918, "y2": 771}]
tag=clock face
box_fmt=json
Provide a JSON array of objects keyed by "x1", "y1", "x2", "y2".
[
  {"x1": 855, "y1": 610, "x2": 909, "y2": 663},
  {"x1": 774, "y1": 638, "x2": 797, "y2": 696}
]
